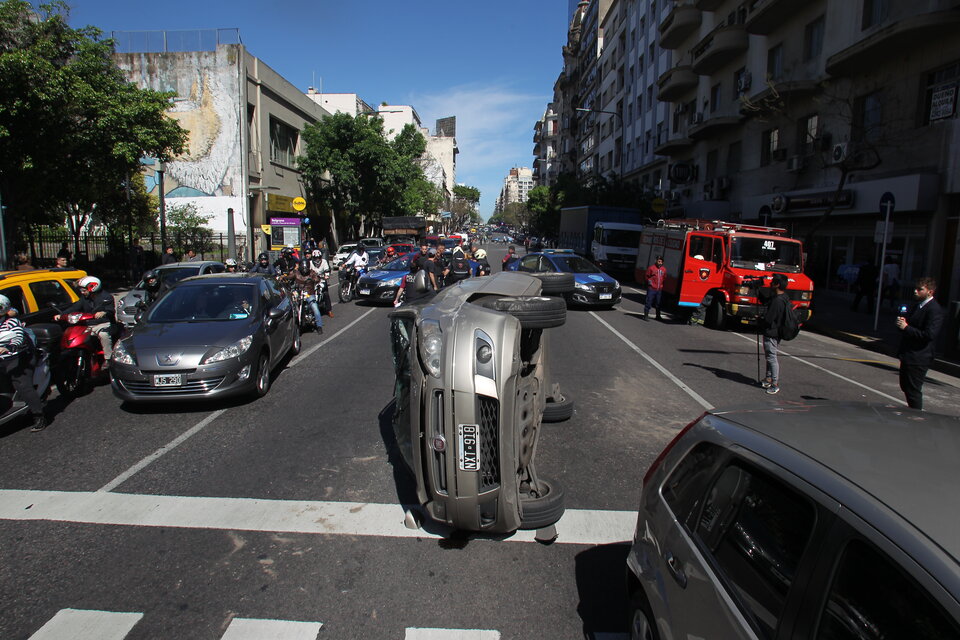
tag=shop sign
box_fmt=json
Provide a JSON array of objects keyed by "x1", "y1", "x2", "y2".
[
  {"x1": 779, "y1": 189, "x2": 854, "y2": 212},
  {"x1": 930, "y1": 86, "x2": 957, "y2": 121},
  {"x1": 267, "y1": 193, "x2": 295, "y2": 213}
]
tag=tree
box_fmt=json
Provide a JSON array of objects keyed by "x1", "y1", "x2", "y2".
[
  {"x1": 166, "y1": 203, "x2": 214, "y2": 256},
  {"x1": 0, "y1": 0, "x2": 187, "y2": 254},
  {"x1": 450, "y1": 184, "x2": 481, "y2": 231}
]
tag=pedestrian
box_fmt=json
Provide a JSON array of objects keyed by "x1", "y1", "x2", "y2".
[
  {"x1": 850, "y1": 261, "x2": 878, "y2": 312},
  {"x1": 896, "y1": 277, "x2": 944, "y2": 410},
  {"x1": 426, "y1": 247, "x2": 442, "y2": 289},
  {"x1": 161, "y1": 246, "x2": 177, "y2": 265},
  {"x1": 760, "y1": 274, "x2": 791, "y2": 395},
  {"x1": 15, "y1": 252, "x2": 35, "y2": 271},
  {"x1": 643, "y1": 255, "x2": 666, "y2": 320},
  {"x1": 0, "y1": 295, "x2": 46, "y2": 431},
  {"x1": 881, "y1": 257, "x2": 900, "y2": 308},
  {"x1": 502, "y1": 245, "x2": 517, "y2": 270},
  {"x1": 55, "y1": 255, "x2": 69, "y2": 269},
  {"x1": 185, "y1": 248, "x2": 199, "y2": 262},
  {"x1": 128, "y1": 238, "x2": 144, "y2": 283},
  {"x1": 57, "y1": 242, "x2": 72, "y2": 262}
]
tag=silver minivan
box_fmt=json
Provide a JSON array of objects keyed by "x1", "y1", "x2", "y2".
[{"x1": 627, "y1": 402, "x2": 960, "y2": 639}]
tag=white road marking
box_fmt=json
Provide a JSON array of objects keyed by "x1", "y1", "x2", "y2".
[
  {"x1": 289, "y1": 307, "x2": 376, "y2": 367},
  {"x1": 405, "y1": 629, "x2": 500, "y2": 639},
  {"x1": 0, "y1": 490, "x2": 636, "y2": 546},
  {"x1": 589, "y1": 311, "x2": 713, "y2": 410},
  {"x1": 28, "y1": 608, "x2": 143, "y2": 640},
  {"x1": 221, "y1": 617, "x2": 322, "y2": 640},
  {"x1": 730, "y1": 332, "x2": 907, "y2": 405}
]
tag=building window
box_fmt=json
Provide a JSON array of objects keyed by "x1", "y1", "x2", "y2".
[
  {"x1": 803, "y1": 15, "x2": 825, "y2": 61},
  {"x1": 767, "y1": 44, "x2": 783, "y2": 82},
  {"x1": 734, "y1": 67, "x2": 749, "y2": 99},
  {"x1": 710, "y1": 83, "x2": 722, "y2": 113},
  {"x1": 761, "y1": 128, "x2": 780, "y2": 166},
  {"x1": 855, "y1": 91, "x2": 883, "y2": 144},
  {"x1": 862, "y1": 0, "x2": 889, "y2": 29},
  {"x1": 924, "y1": 61, "x2": 959, "y2": 124},
  {"x1": 647, "y1": 85, "x2": 654, "y2": 107},
  {"x1": 727, "y1": 141, "x2": 741, "y2": 175},
  {"x1": 705, "y1": 149, "x2": 718, "y2": 180},
  {"x1": 269, "y1": 117, "x2": 298, "y2": 167},
  {"x1": 797, "y1": 114, "x2": 819, "y2": 155}
]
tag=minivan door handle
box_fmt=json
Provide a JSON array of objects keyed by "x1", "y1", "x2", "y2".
[{"x1": 665, "y1": 550, "x2": 688, "y2": 588}]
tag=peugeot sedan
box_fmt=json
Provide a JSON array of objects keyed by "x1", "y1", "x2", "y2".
[
  {"x1": 355, "y1": 252, "x2": 417, "y2": 304},
  {"x1": 111, "y1": 273, "x2": 300, "y2": 402},
  {"x1": 508, "y1": 249, "x2": 621, "y2": 307}
]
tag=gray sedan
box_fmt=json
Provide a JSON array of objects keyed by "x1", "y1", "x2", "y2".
[{"x1": 111, "y1": 273, "x2": 300, "y2": 402}]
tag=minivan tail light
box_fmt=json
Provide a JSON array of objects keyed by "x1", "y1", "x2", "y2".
[{"x1": 642, "y1": 413, "x2": 704, "y2": 489}]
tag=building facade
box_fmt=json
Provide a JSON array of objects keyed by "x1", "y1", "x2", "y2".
[{"x1": 495, "y1": 167, "x2": 535, "y2": 214}]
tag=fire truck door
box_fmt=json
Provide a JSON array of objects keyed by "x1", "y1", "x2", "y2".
[{"x1": 680, "y1": 233, "x2": 723, "y2": 306}]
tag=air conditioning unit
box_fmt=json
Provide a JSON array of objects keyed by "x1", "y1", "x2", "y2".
[
  {"x1": 692, "y1": 112, "x2": 704, "y2": 124},
  {"x1": 772, "y1": 147, "x2": 788, "y2": 161},
  {"x1": 786, "y1": 155, "x2": 806, "y2": 172},
  {"x1": 831, "y1": 142, "x2": 849, "y2": 164}
]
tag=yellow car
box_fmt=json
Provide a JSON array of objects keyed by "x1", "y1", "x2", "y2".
[{"x1": 0, "y1": 267, "x2": 88, "y2": 324}]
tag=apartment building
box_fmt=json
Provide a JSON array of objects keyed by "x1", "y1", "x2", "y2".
[{"x1": 495, "y1": 167, "x2": 535, "y2": 214}]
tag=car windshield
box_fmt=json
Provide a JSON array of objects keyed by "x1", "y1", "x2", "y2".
[
  {"x1": 136, "y1": 266, "x2": 200, "y2": 289},
  {"x1": 600, "y1": 229, "x2": 642, "y2": 248},
  {"x1": 731, "y1": 236, "x2": 803, "y2": 273},
  {"x1": 382, "y1": 253, "x2": 417, "y2": 271},
  {"x1": 147, "y1": 283, "x2": 258, "y2": 322},
  {"x1": 551, "y1": 255, "x2": 602, "y2": 274},
  {"x1": 441, "y1": 238, "x2": 458, "y2": 249},
  {"x1": 338, "y1": 245, "x2": 357, "y2": 256}
]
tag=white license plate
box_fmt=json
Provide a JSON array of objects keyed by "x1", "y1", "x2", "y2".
[
  {"x1": 359, "y1": 288, "x2": 371, "y2": 296},
  {"x1": 458, "y1": 424, "x2": 480, "y2": 471},
  {"x1": 153, "y1": 374, "x2": 183, "y2": 387},
  {"x1": 599, "y1": 293, "x2": 613, "y2": 300}
]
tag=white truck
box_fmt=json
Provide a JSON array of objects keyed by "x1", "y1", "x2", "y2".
[{"x1": 558, "y1": 206, "x2": 643, "y2": 273}]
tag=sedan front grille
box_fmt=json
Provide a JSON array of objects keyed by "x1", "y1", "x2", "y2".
[
  {"x1": 594, "y1": 283, "x2": 615, "y2": 294},
  {"x1": 477, "y1": 395, "x2": 500, "y2": 491},
  {"x1": 119, "y1": 376, "x2": 226, "y2": 395}
]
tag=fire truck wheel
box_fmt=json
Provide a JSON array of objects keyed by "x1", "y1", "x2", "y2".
[
  {"x1": 478, "y1": 296, "x2": 566, "y2": 329},
  {"x1": 532, "y1": 272, "x2": 575, "y2": 295},
  {"x1": 706, "y1": 297, "x2": 726, "y2": 329}
]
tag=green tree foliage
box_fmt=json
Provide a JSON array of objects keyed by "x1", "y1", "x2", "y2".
[
  {"x1": 453, "y1": 184, "x2": 480, "y2": 203},
  {"x1": 0, "y1": 0, "x2": 187, "y2": 249},
  {"x1": 449, "y1": 183, "x2": 481, "y2": 230},
  {"x1": 166, "y1": 202, "x2": 214, "y2": 255},
  {"x1": 89, "y1": 171, "x2": 159, "y2": 236}
]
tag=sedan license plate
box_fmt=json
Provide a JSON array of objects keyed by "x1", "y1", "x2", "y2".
[
  {"x1": 458, "y1": 424, "x2": 480, "y2": 471},
  {"x1": 359, "y1": 288, "x2": 371, "y2": 296},
  {"x1": 599, "y1": 293, "x2": 613, "y2": 300},
  {"x1": 153, "y1": 374, "x2": 183, "y2": 387}
]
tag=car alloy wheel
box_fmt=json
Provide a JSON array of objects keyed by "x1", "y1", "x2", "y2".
[
  {"x1": 628, "y1": 591, "x2": 659, "y2": 640},
  {"x1": 290, "y1": 329, "x2": 301, "y2": 356},
  {"x1": 254, "y1": 352, "x2": 271, "y2": 397}
]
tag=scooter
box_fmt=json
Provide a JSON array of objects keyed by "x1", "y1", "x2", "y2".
[
  {"x1": 0, "y1": 349, "x2": 52, "y2": 428},
  {"x1": 55, "y1": 311, "x2": 108, "y2": 398}
]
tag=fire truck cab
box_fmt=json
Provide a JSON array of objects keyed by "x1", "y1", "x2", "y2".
[{"x1": 635, "y1": 219, "x2": 814, "y2": 327}]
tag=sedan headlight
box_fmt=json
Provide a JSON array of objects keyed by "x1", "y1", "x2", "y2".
[
  {"x1": 418, "y1": 319, "x2": 443, "y2": 378},
  {"x1": 575, "y1": 282, "x2": 593, "y2": 292},
  {"x1": 203, "y1": 335, "x2": 253, "y2": 364},
  {"x1": 384, "y1": 276, "x2": 403, "y2": 287},
  {"x1": 112, "y1": 339, "x2": 136, "y2": 365}
]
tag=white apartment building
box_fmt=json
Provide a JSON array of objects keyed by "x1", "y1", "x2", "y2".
[{"x1": 495, "y1": 167, "x2": 535, "y2": 214}]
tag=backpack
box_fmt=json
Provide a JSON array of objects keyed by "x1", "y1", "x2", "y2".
[
  {"x1": 780, "y1": 303, "x2": 801, "y2": 341},
  {"x1": 449, "y1": 256, "x2": 470, "y2": 282}
]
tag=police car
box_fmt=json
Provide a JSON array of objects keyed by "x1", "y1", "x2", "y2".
[{"x1": 507, "y1": 249, "x2": 621, "y2": 307}]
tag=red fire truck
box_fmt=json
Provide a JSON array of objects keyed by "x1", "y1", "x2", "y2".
[{"x1": 635, "y1": 219, "x2": 814, "y2": 327}]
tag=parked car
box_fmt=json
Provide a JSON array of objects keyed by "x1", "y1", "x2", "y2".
[
  {"x1": 626, "y1": 402, "x2": 960, "y2": 639},
  {"x1": 388, "y1": 271, "x2": 574, "y2": 535},
  {"x1": 116, "y1": 261, "x2": 224, "y2": 327},
  {"x1": 355, "y1": 252, "x2": 418, "y2": 304},
  {"x1": 111, "y1": 273, "x2": 300, "y2": 402},
  {"x1": 387, "y1": 243, "x2": 416, "y2": 257},
  {"x1": 505, "y1": 249, "x2": 619, "y2": 307},
  {"x1": 332, "y1": 243, "x2": 359, "y2": 270},
  {"x1": 359, "y1": 237, "x2": 384, "y2": 248}
]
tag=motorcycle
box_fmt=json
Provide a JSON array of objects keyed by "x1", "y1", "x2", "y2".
[
  {"x1": 339, "y1": 265, "x2": 366, "y2": 303},
  {"x1": 0, "y1": 347, "x2": 52, "y2": 428},
  {"x1": 54, "y1": 311, "x2": 110, "y2": 398}
]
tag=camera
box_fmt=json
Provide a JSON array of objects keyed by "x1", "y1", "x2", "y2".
[{"x1": 898, "y1": 304, "x2": 909, "y2": 315}]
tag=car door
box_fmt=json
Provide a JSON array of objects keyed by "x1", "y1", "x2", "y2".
[
  {"x1": 263, "y1": 278, "x2": 292, "y2": 362},
  {"x1": 516, "y1": 255, "x2": 542, "y2": 272},
  {"x1": 681, "y1": 233, "x2": 724, "y2": 306},
  {"x1": 27, "y1": 279, "x2": 75, "y2": 323}
]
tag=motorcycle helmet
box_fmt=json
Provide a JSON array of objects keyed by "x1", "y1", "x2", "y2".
[
  {"x1": 78, "y1": 275, "x2": 102, "y2": 294},
  {"x1": 311, "y1": 249, "x2": 322, "y2": 258},
  {"x1": 257, "y1": 252, "x2": 269, "y2": 264},
  {"x1": 298, "y1": 260, "x2": 311, "y2": 276},
  {"x1": 386, "y1": 247, "x2": 396, "y2": 257},
  {"x1": 474, "y1": 249, "x2": 487, "y2": 260},
  {"x1": 225, "y1": 258, "x2": 238, "y2": 268},
  {"x1": 0, "y1": 294, "x2": 11, "y2": 314},
  {"x1": 282, "y1": 246, "x2": 293, "y2": 256},
  {"x1": 143, "y1": 270, "x2": 161, "y2": 293},
  {"x1": 356, "y1": 244, "x2": 366, "y2": 253}
]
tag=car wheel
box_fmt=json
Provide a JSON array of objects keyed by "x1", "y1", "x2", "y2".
[
  {"x1": 519, "y1": 478, "x2": 565, "y2": 530},
  {"x1": 253, "y1": 351, "x2": 271, "y2": 397},
  {"x1": 478, "y1": 296, "x2": 566, "y2": 329},
  {"x1": 706, "y1": 296, "x2": 726, "y2": 329},
  {"x1": 532, "y1": 272, "x2": 575, "y2": 295},
  {"x1": 543, "y1": 394, "x2": 574, "y2": 423},
  {"x1": 627, "y1": 589, "x2": 659, "y2": 640},
  {"x1": 290, "y1": 328, "x2": 301, "y2": 356}
]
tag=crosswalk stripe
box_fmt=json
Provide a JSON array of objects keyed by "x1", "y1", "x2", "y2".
[
  {"x1": 29, "y1": 608, "x2": 143, "y2": 640},
  {"x1": 221, "y1": 617, "x2": 322, "y2": 640},
  {"x1": 0, "y1": 489, "x2": 636, "y2": 546},
  {"x1": 405, "y1": 629, "x2": 500, "y2": 639}
]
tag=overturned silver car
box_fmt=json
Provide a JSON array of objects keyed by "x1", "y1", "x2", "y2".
[{"x1": 389, "y1": 272, "x2": 573, "y2": 534}]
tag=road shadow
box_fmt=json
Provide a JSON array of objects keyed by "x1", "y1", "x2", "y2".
[
  {"x1": 575, "y1": 543, "x2": 630, "y2": 637},
  {"x1": 683, "y1": 362, "x2": 759, "y2": 386},
  {"x1": 377, "y1": 398, "x2": 420, "y2": 507}
]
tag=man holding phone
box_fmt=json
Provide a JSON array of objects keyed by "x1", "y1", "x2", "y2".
[{"x1": 895, "y1": 277, "x2": 944, "y2": 409}]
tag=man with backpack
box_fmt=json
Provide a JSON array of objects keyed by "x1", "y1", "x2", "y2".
[
  {"x1": 0, "y1": 295, "x2": 46, "y2": 431},
  {"x1": 760, "y1": 274, "x2": 794, "y2": 395},
  {"x1": 445, "y1": 247, "x2": 472, "y2": 285}
]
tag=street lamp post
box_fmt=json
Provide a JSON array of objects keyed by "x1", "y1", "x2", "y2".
[
  {"x1": 576, "y1": 107, "x2": 625, "y2": 180},
  {"x1": 156, "y1": 161, "x2": 167, "y2": 249}
]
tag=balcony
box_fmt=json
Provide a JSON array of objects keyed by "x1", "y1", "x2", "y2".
[
  {"x1": 689, "y1": 113, "x2": 742, "y2": 139},
  {"x1": 745, "y1": 0, "x2": 806, "y2": 35},
  {"x1": 659, "y1": 5, "x2": 702, "y2": 49},
  {"x1": 695, "y1": 0, "x2": 724, "y2": 9},
  {"x1": 654, "y1": 135, "x2": 694, "y2": 157},
  {"x1": 658, "y1": 66, "x2": 699, "y2": 101},
  {"x1": 691, "y1": 24, "x2": 748, "y2": 75},
  {"x1": 738, "y1": 78, "x2": 821, "y2": 118},
  {"x1": 826, "y1": 8, "x2": 960, "y2": 76}
]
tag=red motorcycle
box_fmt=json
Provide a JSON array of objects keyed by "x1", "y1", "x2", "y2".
[{"x1": 55, "y1": 311, "x2": 108, "y2": 398}]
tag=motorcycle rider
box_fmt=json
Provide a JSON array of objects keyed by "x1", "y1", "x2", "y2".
[
  {"x1": 0, "y1": 295, "x2": 46, "y2": 432},
  {"x1": 341, "y1": 243, "x2": 369, "y2": 290},
  {"x1": 292, "y1": 258, "x2": 324, "y2": 334},
  {"x1": 140, "y1": 269, "x2": 165, "y2": 309},
  {"x1": 224, "y1": 258, "x2": 240, "y2": 273},
  {"x1": 474, "y1": 248, "x2": 492, "y2": 276},
  {"x1": 378, "y1": 246, "x2": 397, "y2": 266},
  {"x1": 54, "y1": 276, "x2": 119, "y2": 365},
  {"x1": 249, "y1": 252, "x2": 274, "y2": 275},
  {"x1": 308, "y1": 251, "x2": 333, "y2": 317},
  {"x1": 274, "y1": 246, "x2": 299, "y2": 277}
]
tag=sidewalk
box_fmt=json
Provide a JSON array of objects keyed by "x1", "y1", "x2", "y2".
[{"x1": 803, "y1": 289, "x2": 960, "y2": 378}]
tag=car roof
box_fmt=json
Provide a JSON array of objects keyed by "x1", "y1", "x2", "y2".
[
  {"x1": 176, "y1": 273, "x2": 268, "y2": 285},
  {"x1": 711, "y1": 402, "x2": 960, "y2": 563},
  {"x1": 156, "y1": 261, "x2": 223, "y2": 269},
  {"x1": 0, "y1": 267, "x2": 87, "y2": 282}
]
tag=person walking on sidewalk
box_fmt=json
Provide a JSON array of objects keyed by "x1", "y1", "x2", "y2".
[
  {"x1": 850, "y1": 261, "x2": 877, "y2": 312},
  {"x1": 896, "y1": 276, "x2": 944, "y2": 410},
  {"x1": 760, "y1": 274, "x2": 790, "y2": 395},
  {"x1": 643, "y1": 255, "x2": 666, "y2": 320}
]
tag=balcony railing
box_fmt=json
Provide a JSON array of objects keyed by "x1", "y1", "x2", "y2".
[
  {"x1": 658, "y1": 66, "x2": 699, "y2": 101},
  {"x1": 659, "y1": 4, "x2": 702, "y2": 49},
  {"x1": 691, "y1": 24, "x2": 748, "y2": 75}
]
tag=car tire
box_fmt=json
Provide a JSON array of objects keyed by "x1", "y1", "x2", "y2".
[
  {"x1": 253, "y1": 351, "x2": 271, "y2": 398},
  {"x1": 519, "y1": 478, "x2": 565, "y2": 530},
  {"x1": 290, "y1": 329, "x2": 301, "y2": 356},
  {"x1": 543, "y1": 394, "x2": 574, "y2": 423},
  {"x1": 706, "y1": 296, "x2": 726, "y2": 329},
  {"x1": 627, "y1": 588, "x2": 659, "y2": 640},
  {"x1": 532, "y1": 272, "x2": 575, "y2": 295},
  {"x1": 478, "y1": 296, "x2": 566, "y2": 329}
]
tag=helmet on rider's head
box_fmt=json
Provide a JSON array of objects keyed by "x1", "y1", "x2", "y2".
[
  {"x1": 282, "y1": 246, "x2": 293, "y2": 256},
  {"x1": 356, "y1": 244, "x2": 366, "y2": 253},
  {"x1": 257, "y1": 252, "x2": 269, "y2": 263},
  {"x1": 298, "y1": 260, "x2": 311, "y2": 276},
  {"x1": 311, "y1": 249, "x2": 322, "y2": 258},
  {"x1": 78, "y1": 275, "x2": 102, "y2": 295},
  {"x1": 386, "y1": 246, "x2": 396, "y2": 256},
  {"x1": 0, "y1": 294, "x2": 11, "y2": 315},
  {"x1": 143, "y1": 270, "x2": 161, "y2": 292},
  {"x1": 474, "y1": 249, "x2": 487, "y2": 259},
  {"x1": 225, "y1": 258, "x2": 238, "y2": 268}
]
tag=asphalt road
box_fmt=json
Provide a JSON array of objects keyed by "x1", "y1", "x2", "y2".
[{"x1": 1, "y1": 244, "x2": 958, "y2": 640}]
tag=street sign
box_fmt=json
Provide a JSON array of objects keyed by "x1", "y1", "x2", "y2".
[
  {"x1": 874, "y1": 221, "x2": 894, "y2": 244},
  {"x1": 292, "y1": 196, "x2": 307, "y2": 211},
  {"x1": 879, "y1": 192, "x2": 895, "y2": 215},
  {"x1": 651, "y1": 198, "x2": 667, "y2": 214}
]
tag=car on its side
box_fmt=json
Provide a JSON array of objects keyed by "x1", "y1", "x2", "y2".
[
  {"x1": 111, "y1": 273, "x2": 300, "y2": 403},
  {"x1": 507, "y1": 249, "x2": 620, "y2": 308},
  {"x1": 355, "y1": 252, "x2": 418, "y2": 304},
  {"x1": 389, "y1": 271, "x2": 574, "y2": 535},
  {"x1": 332, "y1": 243, "x2": 359, "y2": 270},
  {"x1": 626, "y1": 402, "x2": 960, "y2": 639},
  {"x1": 116, "y1": 261, "x2": 225, "y2": 327}
]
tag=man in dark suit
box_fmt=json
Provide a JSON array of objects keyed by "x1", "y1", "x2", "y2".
[{"x1": 896, "y1": 276, "x2": 944, "y2": 409}]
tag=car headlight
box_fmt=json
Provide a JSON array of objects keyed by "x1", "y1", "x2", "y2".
[
  {"x1": 475, "y1": 330, "x2": 495, "y2": 380},
  {"x1": 418, "y1": 319, "x2": 442, "y2": 378},
  {"x1": 112, "y1": 339, "x2": 136, "y2": 365},
  {"x1": 203, "y1": 335, "x2": 254, "y2": 364},
  {"x1": 575, "y1": 282, "x2": 592, "y2": 291},
  {"x1": 614, "y1": 280, "x2": 621, "y2": 289},
  {"x1": 385, "y1": 276, "x2": 403, "y2": 287}
]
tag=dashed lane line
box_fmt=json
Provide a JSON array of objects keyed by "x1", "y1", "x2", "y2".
[{"x1": 0, "y1": 489, "x2": 637, "y2": 546}]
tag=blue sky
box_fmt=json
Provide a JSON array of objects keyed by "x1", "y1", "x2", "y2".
[{"x1": 67, "y1": 1, "x2": 573, "y2": 218}]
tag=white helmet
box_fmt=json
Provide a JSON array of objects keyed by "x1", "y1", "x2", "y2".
[
  {"x1": 474, "y1": 249, "x2": 487, "y2": 259},
  {"x1": 77, "y1": 275, "x2": 102, "y2": 294},
  {"x1": 0, "y1": 294, "x2": 11, "y2": 314},
  {"x1": 225, "y1": 258, "x2": 238, "y2": 267}
]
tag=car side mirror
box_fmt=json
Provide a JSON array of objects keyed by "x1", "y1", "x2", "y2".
[
  {"x1": 135, "y1": 308, "x2": 144, "y2": 324},
  {"x1": 268, "y1": 306, "x2": 285, "y2": 320}
]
